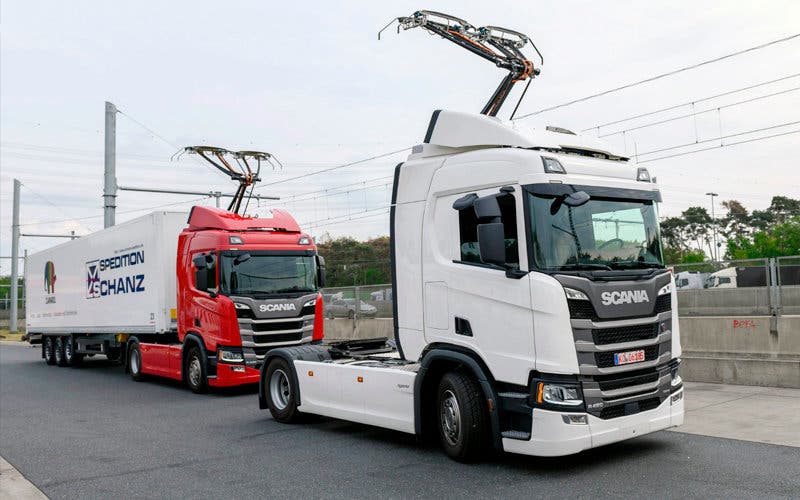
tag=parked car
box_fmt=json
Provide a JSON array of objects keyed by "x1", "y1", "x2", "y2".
[
  {"x1": 675, "y1": 271, "x2": 709, "y2": 290},
  {"x1": 325, "y1": 298, "x2": 377, "y2": 319}
]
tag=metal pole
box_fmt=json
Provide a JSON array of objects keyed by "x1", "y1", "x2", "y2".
[
  {"x1": 214, "y1": 193, "x2": 221, "y2": 208},
  {"x1": 10, "y1": 179, "x2": 20, "y2": 333},
  {"x1": 705, "y1": 192, "x2": 718, "y2": 261},
  {"x1": 104, "y1": 101, "x2": 117, "y2": 228}
]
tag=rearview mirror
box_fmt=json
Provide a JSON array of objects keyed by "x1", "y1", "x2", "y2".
[
  {"x1": 233, "y1": 253, "x2": 251, "y2": 266},
  {"x1": 316, "y1": 255, "x2": 326, "y2": 288},
  {"x1": 477, "y1": 223, "x2": 506, "y2": 267},
  {"x1": 550, "y1": 191, "x2": 590, "y2": 214}
]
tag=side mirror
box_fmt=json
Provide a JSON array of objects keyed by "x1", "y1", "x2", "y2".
[
  {"x1": 316, "y1": 255, "x2": 326, "y2": 288},
  {"x1": 477, "y1": 223, "x2": 506, "y2": 267},
  {"x1": 193, "y1": 253, "x2": 216, "y2": 269}
]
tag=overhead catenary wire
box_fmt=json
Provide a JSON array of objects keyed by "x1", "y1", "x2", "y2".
[
  {"x1": 597, "y1": 86, "x2": 800, "y2": 138},
  {"x1": 638, "y1": 128, "x2": 800, "y2": 163},
  {"x1": 512, "y1": 32, "x2": 800, "y2": 120},
  {"x1": 582, "y1": 72, "x2": 800, "y2": 132}
]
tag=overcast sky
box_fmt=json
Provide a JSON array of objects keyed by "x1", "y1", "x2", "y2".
[{"x1": 2, "y1": 1, "x2": 800, "y2": 275}]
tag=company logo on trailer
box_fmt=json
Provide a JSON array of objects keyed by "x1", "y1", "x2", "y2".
[
  {"x1": 600, "y1": 289, "x2": 650, "y2": 306},
  {"x1": 44, "y1": 261, "x2": 56, "y2": 293},
  {"x1": 86, "y1": 250, "x2": 146, "y2": 299}
]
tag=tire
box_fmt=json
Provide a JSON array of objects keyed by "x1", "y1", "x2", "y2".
[
  {"x1": 264, "y1": 357, "x2": 299, "y2": 423},
  {"x1": 128, "y1": 341, "x2": 144, "y2": 381},
  {"x1": 184, "y1": 345, "x2": 207, "y2": 393},
  {"x1": 63, "y1": 335, "x2": 83, "y2": 367},
  {"x1": 54, "y1": 336, "x2": 67, "y2": 367},
  {"x1": 436, "y1": 370, "x2": 489, "y2": 462},
  {"x1": 44, "y1": 336, "x2": 56, "y2": 365}
]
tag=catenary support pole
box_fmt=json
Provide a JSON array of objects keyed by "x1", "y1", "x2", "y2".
[
  {"x1": 104, "y1": 101, "x2": 117, "y2": 228},
  {"x1": 10, "y1": 179, "x2": 20, "y2": 333}
]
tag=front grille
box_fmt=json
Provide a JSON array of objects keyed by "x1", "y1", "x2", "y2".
[
  {"x1": 568, "y1": 299, "x2": 596, "y2": 320},
  {"x1": 654, "y1": 294, "x2": 671, "y2": 314},
  {"x1": 595, "y1": 368, "x2": 660, "y2": 392},
  {"x1": 236, "y1": 308, "x2": 255, "y2": 319},
  {"x1": 595, "y1": 344, "x2": 660, "y2": 368},
  {"x1": 252, "y1": 332, "x2": 303, "y2": 344},
  {"x1": 599, "y1": 397, "x2": 661, "y2": 419},
  {"x1": 568, "y1": 293, "x2": 672, "y2": 322},
  {"x1": 251, "y1": 320, "x2": 304, "y2": 333},
  {"x1": 592, "y1": 323, "x2": 659, "y2": 345}
]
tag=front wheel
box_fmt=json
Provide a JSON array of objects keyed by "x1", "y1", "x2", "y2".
[
  {"x1": 44, "y1": 336, "x2": 56, "y2": 365},
  {"x1": 184, "y1": 345, "x2": 207, "y2": 393},
  {"x1": 436, "y1": 370, "x2": 489, "y2": 462},
  {"x1": 264, "y1": 358, "x2": 299, "y2": 423}
]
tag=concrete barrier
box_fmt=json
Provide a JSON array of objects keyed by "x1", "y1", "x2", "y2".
[
  {"x1": 679, "y1": 315, "x2": 800, "y2": 388},
  {"x1": 323, "y1": 317, "x2": 394, "y2": 342}
]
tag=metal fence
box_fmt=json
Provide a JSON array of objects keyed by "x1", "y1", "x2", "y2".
[{"x1": 669, "y1": 256, "x2": 800, "y2": 316}]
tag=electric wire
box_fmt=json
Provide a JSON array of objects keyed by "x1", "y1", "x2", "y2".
[
  {"x1": 18, "y1": 183, "x2": 95, "y2": 233},
  {"x1": 582, "y1": 72, "x2": 800, "y2": 132},
  {"x1": 512, "y1": 32, "x2": 800, "y2": 120},
  {"x1": 598, "y1": 86, "x2": 800, "y2": 138},
  {"x1": 638, "y1": 128, "x2": 800, "y2": 163}
]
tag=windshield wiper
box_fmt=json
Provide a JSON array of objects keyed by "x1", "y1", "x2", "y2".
[{"x1": 557, "y1": 263, "x2": 612, "y2": 271}]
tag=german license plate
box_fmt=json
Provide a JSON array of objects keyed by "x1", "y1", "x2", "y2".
[{"x1": 614, "y1": 349, "x2": 645, "y2": 365}]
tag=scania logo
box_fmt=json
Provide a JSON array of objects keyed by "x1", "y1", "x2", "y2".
[
  {"x1": 600, "y1": 290, "x2": 650, "y2": 306},
  {"x1": 259, "y1": 303, "x2": 297, "y2": 312}
]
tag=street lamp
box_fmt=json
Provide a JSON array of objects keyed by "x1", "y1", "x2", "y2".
[{"x1": 706, "y1": 192, "x2": 719, "y2": 262}]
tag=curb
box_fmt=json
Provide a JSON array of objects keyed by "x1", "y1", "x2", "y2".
[{"x1": 0, "y1": 456, "x2": 47, "y2": 499}]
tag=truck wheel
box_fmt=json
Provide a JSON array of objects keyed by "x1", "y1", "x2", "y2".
[
  {"x1": 265, "y1": 358, "x2": 299, "y2": 423},
  {"x1": 54, "y1": 336, "x2": 67, "y2": 367},
  {"x1": 63, "y1": 336, "x2": 83, "y2": 367},
  {"x1": 184, "y1": 345, "x2": 207, "y2": 393},
  {"x1": 436, "y1": 370, "x2": 489, "y2": 462},
  {"x1": 128, "y1": 341, "x2": 144, "y2": 381},
  {"x1": 44, "y1": 337, "x2": 56, "y2": 365}
]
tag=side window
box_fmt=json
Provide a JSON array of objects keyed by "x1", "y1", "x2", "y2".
[
  {"x1": 455, "y1": 191, "x2": 519, "y2": 267},
  {"x1": 719, "y1": 277, "x2": 731, "y2": 285}
]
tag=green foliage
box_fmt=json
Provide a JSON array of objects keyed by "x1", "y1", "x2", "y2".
[
  {"x1": 316, "y1": 236, "x2": 391, "y2": 287},
  {"x1": 727, "y1": 216, "x2": 800, "y2": 259}
]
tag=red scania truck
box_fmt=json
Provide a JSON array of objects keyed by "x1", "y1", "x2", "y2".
[{"x1": 25, "y1": 206, "x2": 325, "y2": 392}]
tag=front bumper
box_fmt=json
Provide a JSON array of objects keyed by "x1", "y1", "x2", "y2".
[
  {"x1": 208, "y1": 363, "x2": 261, "y2": 387},
  {"x1": 502, "y1": 387, "x2": 684, "y2": 457}
]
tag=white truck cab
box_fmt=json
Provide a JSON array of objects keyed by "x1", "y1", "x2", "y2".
[{"x1": 259, "y1": 110, "x2": 684, "y2": 461}]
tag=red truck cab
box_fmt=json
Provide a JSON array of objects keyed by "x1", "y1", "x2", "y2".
[{"x1": 135, "y1": 206, "x2": 324, "y2": 392}]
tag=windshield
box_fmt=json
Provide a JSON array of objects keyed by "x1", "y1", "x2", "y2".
[
  {"x1": 526, "y1": 189, "x2": 664, "y2": 271},
  {"x1": 219, "y1": 252, "x2": 317, "y2": 296}
]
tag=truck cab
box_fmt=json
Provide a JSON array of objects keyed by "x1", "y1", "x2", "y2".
[
  {"x1": 259, "y1": 110, "x2": 683, "y2": 460},
  {"x1": 175, "y1": 206, "x2": 325, "y2": 389}
]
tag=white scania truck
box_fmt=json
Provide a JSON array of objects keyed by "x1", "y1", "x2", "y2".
[{"x1": 258, "y1": 11, "x2": 684, "y2": 461}]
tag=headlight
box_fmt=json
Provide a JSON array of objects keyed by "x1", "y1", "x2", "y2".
[
  {"x1": 303, "y1": 299, "x2": 316, "y2": 308},
  {"x1": 658, "y1": 283, "x2": 672, "y2": 296},
  {"x1": 217, "y1": 347, "x2": 244, "y2": 364},
  {"x1": 671, "y1": 374, "x2": 682, "y2": 387},
  {"x1": 564, "y1": 287, "x2": 589, "y2": 301},
  {"x1": 536, "y1": 382, "x2": 584, "y2": 407},
  {"x1": 234, "y1": 302, "x2": 250, "y2": 310}
]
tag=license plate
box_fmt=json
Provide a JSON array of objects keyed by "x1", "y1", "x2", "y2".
[{"x1": 614, "y1": 349, "x2": 645, "y2": 366}]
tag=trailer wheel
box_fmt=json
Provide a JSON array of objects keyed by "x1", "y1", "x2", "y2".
[
  {"x1": 184, "y1": 345, "x2": 207, "y2": 393},
  {"x1": 44, "y1": 336, "x2": 56, "y2": 365},
  {"x1": 63, "y1": 336, "x2": 83, "y2": 367},
  {"x1": 436, "y1": 370, "x2": 488, "y2": 462},
  {"x1": 264, "y1": 358, "x2": 299, "y2": 423},
  {"x1": 128, "y1": 341, "x2": 144, "y2": 381},
  {"x1": 54, "y1": 336, "x2": 67, "y2": 367}
]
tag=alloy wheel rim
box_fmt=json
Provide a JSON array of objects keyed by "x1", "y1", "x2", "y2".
[
  {"x1": 188, "y1": 356, "x2": 202, "y2": 387},
  {"x1": 131, "y1": 350, "x2": 140, "y2": 374}
]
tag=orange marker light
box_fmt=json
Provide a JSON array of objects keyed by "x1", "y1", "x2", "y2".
[
  {"x1": 357, "y1": 376, "x2": 364, "y2": 383},
  {"x1": 536, "y1": 382, "x2": 544, "y2": 403},
  {"x1": 308, "y1": 371, "x2": 314, "y2": 377}
]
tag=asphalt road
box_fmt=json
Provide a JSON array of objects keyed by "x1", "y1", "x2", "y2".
[{"x1": 2, "y1": 343, "x2": 799, "y2": 499}]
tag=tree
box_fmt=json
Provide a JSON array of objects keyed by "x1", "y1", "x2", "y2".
[{"x1": 727, "y1": 216, "x2": 800, "y2": 259}]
